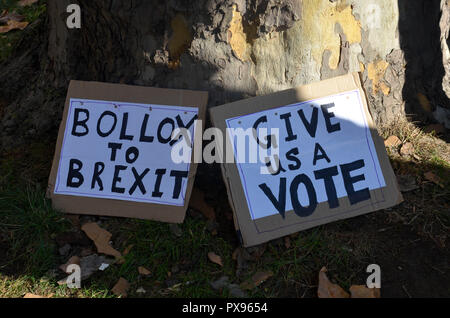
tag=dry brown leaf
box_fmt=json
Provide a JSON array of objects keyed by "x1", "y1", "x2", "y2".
[
  {"x1": 138, "y1": 266, "x2": 151, "y2": 276},
  {"x1": 81, "y1": 222, "x2": 122, "y2": 259},
  {"x1": 240, "y1": 271, "x2": 273, "y2": 290},
  {"x1": 116, "y1": 245, "x2": 133, "y2": 264},
  {"x1": 317, "y1": 267, "x2": 350, "y2": 298},
  {"x1": 59, "y1": 255, "x2": 80, "y2": 273},
  {"x1": 23, "y1": 293, "x2": 53, "y2": 298},
  {"x1": 18, "y1": 0, "x2": 39, "y2": 7},
  {"x1": 384, "y1": 135, "x2": 402, "y2": 148},
  {"x1": 189, "y1": 188, "x2": 216, "y2": 220},
  {"x1": 0, "y1": 12, "x2": 25, "y2": 24},
  {"x1": 349, "y1": 285, "x2": 381, "y2": 298},
  {"x1": 284, "y1": 236, "x2": 291, "y2": 249},
  {"x1": 0, "y1": 19, "x2": 28, "y2": 34},
  {"x1": 424, "y1": 171, "x2": 444, "y2": 188},
  {"x1": 208, "y1": 252, "x2": 223, "y2": 266},
  {"x1": 111, "y1": 277, "x2": 130, "y2": 297},
  {"x1": 122, "y1": 244, "x2": 133, "y2": 256}
]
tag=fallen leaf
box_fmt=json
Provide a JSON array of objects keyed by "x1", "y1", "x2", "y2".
[
  {"x1": 400, "y1": 142, "x2": 414, "y2": 156},
  {"x1": 384, "y1": 135, "x2": 401, "y2": 148},
  {"x1": 240, "y1": 271, "x2": 273, "y2": 290},
  {"x1": 111, "y1": 277, "x2": 130, "y2": 298},
  {"x1": 424, "y1": 171, "x2": 444, "y2": 188},
  {"x1": 81, "y1": 222, "x2": 122, "y2": 259},
  {"x1": 317, "y1": 267, "x2": 350, "y2": 298},
  {"x1": 0, "y1": 19, "x2": 28, "y2": 34},
  {"x1": 18, "y1": 0, "x2": 39, "y2": 6},
  {"x1": 59, "y1": 256, "x2": 80, "y2": 273},
  {"x1": 116, "y1": 245, "x2": 132, "y2": 264},
  {"x1": 0, "y1": 12, "x2": 25, "y2": 24},
  {"x1": 349, "y1": 285, "x2": 381, "y2": 298},
  {"x1": 160, "y1": 282, "x2": 183, "y2": 295},
  {"x1": 208, "y1": 252, "x2": 223, "y2": 266},
  {"x1": 189, "y1": 188, "x2": 216, "y2": 220},
  {"x1": 23, "y1": 293, "x2": 52, "y2": 298},
  {"x1": 122, "y1": 244, "x2": 133, "y2": 256},
  {"x1": 138, "y1": 266, "x2": 151, "y2": 276},
  {"x1": 284, "y1": 236, "x2": 291, "y2": 249}
]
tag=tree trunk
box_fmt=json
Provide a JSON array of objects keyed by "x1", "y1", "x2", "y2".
[{"x1": 1, "y1": 0, "x2": 449, "y2": 150}]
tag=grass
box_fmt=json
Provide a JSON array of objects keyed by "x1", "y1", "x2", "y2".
[
  {"x1": 0, "y1": 140, "x2": 371, "y2": 297},
  {"x1": 0, "y1": 184, "x2": 71, "y2": 276},
  {"x1": 0, "y1": 0, "x2": 46, "y2": 63},
  {"x1": 0, "y1": 116, "x2": 449, "y2": 298},
  {"x1": 100, "y1": 217, "x2": 236, "y2": 297}
]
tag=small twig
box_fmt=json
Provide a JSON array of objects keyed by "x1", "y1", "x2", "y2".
[
  {"x1": 429, "y1": 265, "x2": 445, "y2": 275},
  {"x1": 402, "y1": 285, "x2": 412, "y2": 298}
]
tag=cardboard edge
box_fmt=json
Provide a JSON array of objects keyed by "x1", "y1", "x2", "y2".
[
  {"x1": 210, "y1": 72, "x2": 404, "y2": 247},
  {"x1": 351, "y1": 72, "x2": 404, "y2": 205},
  {"x1": 208, "y1": 107, "x2": 242, "y2": 237},
  {"x1": 47, "y1": 80, "x2": 209, "y2": 222}
]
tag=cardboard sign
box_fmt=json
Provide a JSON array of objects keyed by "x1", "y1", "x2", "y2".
[
  {"x1": 210, "y1": 73, "x2": 403, "y2": 247},
  {"x1": 47, "y1": 81, "x2": 207, "y2": 222}
]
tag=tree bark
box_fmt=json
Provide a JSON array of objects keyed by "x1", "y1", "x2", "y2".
[{"x1": 0, "y1": 0, "x2": 449, "y2": 150}]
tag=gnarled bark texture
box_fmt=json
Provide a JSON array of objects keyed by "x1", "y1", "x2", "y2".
[{"x1": 0, "y1": 0, "x2": 449, "y2": 150}]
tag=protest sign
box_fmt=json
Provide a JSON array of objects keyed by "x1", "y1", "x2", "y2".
[
  {"x1": 210, "y1": 73, "x2": 403, "y2": 247},
  {"x1": 47, "y1": 81, "x2": 208, "y2": 222}
]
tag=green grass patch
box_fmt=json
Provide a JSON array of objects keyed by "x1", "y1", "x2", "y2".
[
  {"x1": 88, "y1": 217, "x2": 235, "y2": 297},
  {"x1": 0, "y1": 184, "x2": 71, "y2": 276}
]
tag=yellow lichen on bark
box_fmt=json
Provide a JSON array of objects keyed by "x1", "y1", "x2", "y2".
[
  {"x1": 168, "y1": 14, "x2": 192, "y2": 65},
  {"x1": 228, "y1": 5, "x2": 251, "y2": 61},
  {"x1": 368, "y1": 59, "x2": 390, "y2": 95},
  {"x1": 301, "y1": 0, "x2": 362, "y2": 70},
  {"x1": 359, "y1": 62, "x2": 365, "y2": 72}
]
